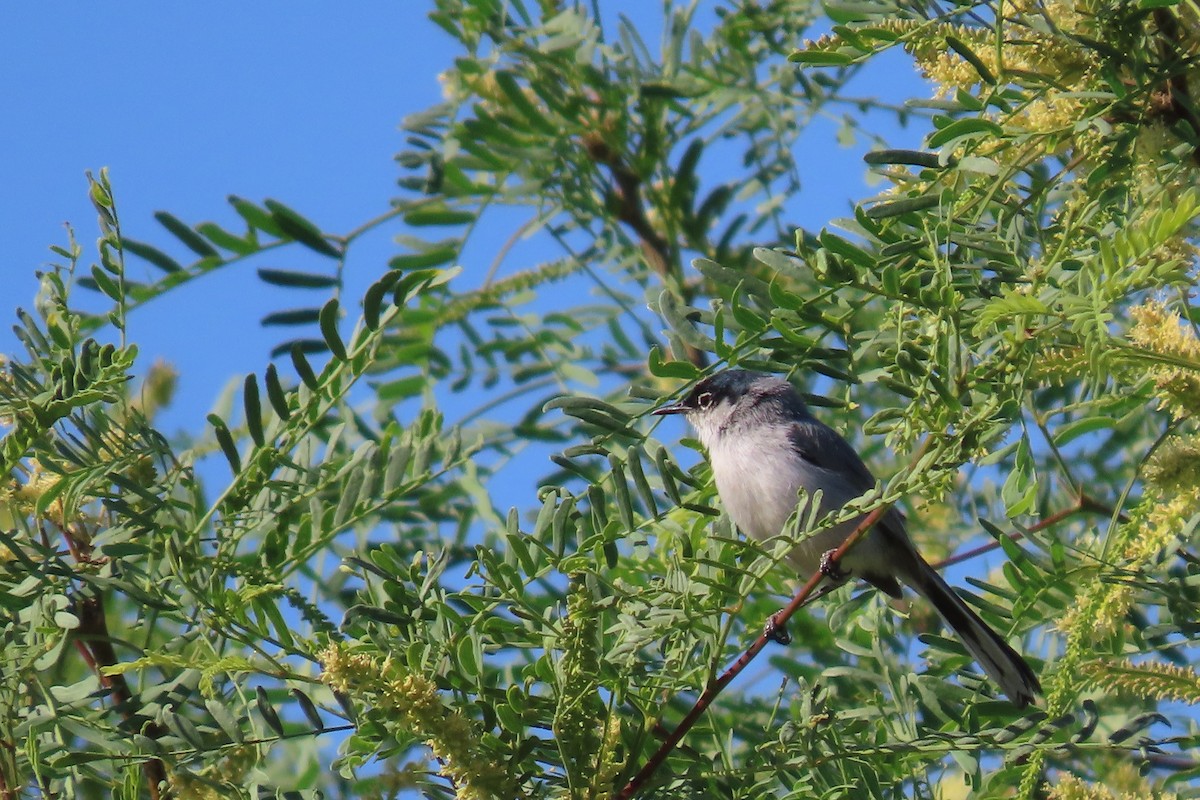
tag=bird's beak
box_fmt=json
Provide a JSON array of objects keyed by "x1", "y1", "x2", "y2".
[{"x1": 652, "y1": 401, "x2": 690, "y2": 416}]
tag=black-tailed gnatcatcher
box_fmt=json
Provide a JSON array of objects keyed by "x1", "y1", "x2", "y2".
[{"x1": 654, "y1": 369, "x2": 1040, "y2": 706}]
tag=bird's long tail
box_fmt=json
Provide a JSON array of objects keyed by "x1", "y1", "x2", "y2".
[{"x1": 903, "y1": 556, "x2": 1041, "y2": 707}]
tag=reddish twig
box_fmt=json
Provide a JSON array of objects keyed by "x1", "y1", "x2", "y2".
[
  {"x1": 617, "y1": 480, "x2": 1122, "y2": 797},
  {"x1": 75, "y1": 594, "x2": 169, "y2": 799},
  {"x1": 582, "y1": 136, "x2": 706, "y2": 368},
  {"x1": 934, "y1": 492, "x2": 1122, "y2": 571},
  {"x1": 616, "y1": 502, "x2": 892, "y2": 799},
  {"x1": 56, "y1": 520, "x2": 169, "y2": 799}
]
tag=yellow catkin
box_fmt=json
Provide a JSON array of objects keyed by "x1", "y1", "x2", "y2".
[
  {"x1": 1049, "y1": 772, "x2": 1176, "y2": 800},
  {"x1": 1083, "y1": 659, "x2": 1200, "y2": 705},
  {"x1": 1129, "y1": 300, "x2": 1200, "y2": 418},
  {"x1": 319, "y1": 643, "x2": 513, "y2": 800}
]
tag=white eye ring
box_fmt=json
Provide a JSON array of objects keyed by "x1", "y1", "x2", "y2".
[{"x1": 696, "y1": 391, "x2": 714, "y2": 409}]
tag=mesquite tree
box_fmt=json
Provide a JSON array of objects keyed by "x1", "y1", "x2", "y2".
[{"x1": 1, "y1": 1, "x2": 1198, "y2": 798}]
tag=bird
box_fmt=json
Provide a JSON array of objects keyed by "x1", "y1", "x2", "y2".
[{"x1": 653, "y1": 368, "x2": 1040, "y2": 706}]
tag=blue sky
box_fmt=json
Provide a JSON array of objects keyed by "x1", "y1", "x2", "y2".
[
  {"x1": 1, "y1": 3, "x2": 931, "y2": 440},
  {"x1": 1, "y1": 4, "x2": 458, "y2": 434}
]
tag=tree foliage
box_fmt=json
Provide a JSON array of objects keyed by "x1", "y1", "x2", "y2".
[{"x1": 2, "y1": 0, "x2": 1200, "y2": 798}]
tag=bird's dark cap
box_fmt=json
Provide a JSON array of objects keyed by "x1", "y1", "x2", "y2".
[{"x1": 652, "y1": 369, "x2": 763, "y2": 415}]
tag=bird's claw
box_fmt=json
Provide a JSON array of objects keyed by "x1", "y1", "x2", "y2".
[
  {"x1": 819, "y1": 549, "x2": 846, "y2": 582},
  {"x1": 764, "y1": 613, "x2": 791, "y2": 645}
]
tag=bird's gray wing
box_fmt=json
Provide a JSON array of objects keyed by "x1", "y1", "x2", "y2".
[
  {"x1": 786, "y1": 418, "x2": 879, "y2": 494},
  {"x1": 787, "y1": 416, "x2": 912, "y2": 548}
]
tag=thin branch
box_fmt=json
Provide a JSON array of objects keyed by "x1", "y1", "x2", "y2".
[
  {"x1": 1150, "y1": 8, "x2": 1200, "y2": 164},
  {"x1": 934, "y1": 492, "x2": 1123, "y2": 571},
  {"x1": 75, "y1": 593, "x2": 169, "y2": 799},
  {"x1": 616, "y1": 501, "x2": 894, "y2": 798},
  {"x1": 583, "y1": 138, "x2": 707, "y2": 368},
  {"x1": 55, "y1": 519, "x2": 169, "y2": 799}
]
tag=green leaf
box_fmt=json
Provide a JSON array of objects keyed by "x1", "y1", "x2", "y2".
[
  {"x1": 647, "y1": 346, "x2": 699, "y2": 379},
  {"x1": 544, "y1": 396, "x2": 637, "y2": 436},
  {"x1": 1001, "y1": 437, "x2": 1036, "y2": 517},
  {"x1": 154, "y1": 211, "x2": 219, "y2": 256},
  {"x1": 403, "y1": 206, "x2": 477, "y2": 227},
  {"x1": 121, "y1": 238, "x2": 183, "y2": 273},
  {"x1": 822, "y1": 1, "x2": 884, "y2": 23},
  {"x1": 291, "y1": 688, "x2": 325, "y2": 732},
  {"x1": 264, "y1": 363, "x2": 291, "y2": 420},
  {"x1": 863, "y1": 149, "x2": 944, "y2": 168},
  {"x1": 789, "y1": 50, "x2": 855, "y2": 66},
  {"x1": 53, "y1": 609, "x2": 80, "y2": 629},
  {"x1": 244, "y1": 373, "x2": 264, "y2": 447},
  {"x1": 208, "y1": 413, "x2": 242, "y2": 473},
  {"x1": 256, "y1": 686, "x2": 285, "y2": 736},
  {"x1": 376, "y1": 375, "x2": 426, "y2": 401},
  {"x1": 229, "y1": 195, "x2": 285, "y2": 237},
  {"x1": 864, "y1": 195, "x2": 941, "y2": 219},
  {"x1": 639, "y1": 82, "x2": 695, "y2": 99},
  {"x1": 264, "y1": 199, "x2": 343, "y2": 258},
  {"x1": 955, "y1": 155, "x2": 1000, "y2": 175},
  {"x1": 975, "y1": 289, "x2": 1051, "y2": 332},
  {"x1": 35, "y1": 469, "x2": 72, "y2": 517},
  {"x1": 945, "y1": 36, "x2": 996, "y2": 84},
  {"x1": 392, "y1": 269, "x2": 437, "y2": 305},
  {"x1": 196, "y1": 221, "x2": 257, "y2": 255},
  {"x1": 608, "y1": 454, "x2": 635, "y2": 532},
  {"x1": 817, "y1": 232, "x2": 875, "y2": 268},
  {"x1": 363, "y1": 270, "x2": 402, "y2": 330},
  {"x1": 89, "y1": 264, "x2": 122, "y2": 301},
  {"x1": 671, "y1": 138, "x2": 704, "y2": 213},
  {"x1": 388, "y1": 246, "x2": 459, "y2": 270},
  {"x1": 927, "y1": 117, "x2": 1004, "y2": 148},
  {"x1": 319, "y1": 298, "x2": 347, "y2": 360},
  {"x1": 626, "y1": 445, "x2": 659, "y2": 519},
  {"x1": 492, "y1": 70, "x2": 558, "y2": 135},
  {"x1": 257, "y1": 268, "x2": 339, "y2": 289},
  {"x1": 272, "y1": 337, "x2": 327, "y2": 359},
  {"x1": 1052, "y1": 416, "x2": 1115, "y2": 446},
  {"x1": 291, "y1": 343, "x2": 319, "y2": 389},
  {"x1": 262, "y1": 308, "x2": 322, "y2": 326},
  {"x1": 206, "y1": 698, "x2": 244, "y2": 743},
  {"x1": 657, "y1": 289, "x2": 714, "y2": 350},
  {"x1": 456, "y1": 634, "x2": 481, "y2": 680}
]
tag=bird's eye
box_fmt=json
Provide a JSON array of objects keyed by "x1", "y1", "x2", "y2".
[{"x1": 696, "y1": 391, "x2": 714, "y2": 409}]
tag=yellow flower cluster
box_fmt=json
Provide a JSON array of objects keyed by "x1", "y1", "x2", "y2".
[
  {"x1": 1084, "y1": 659, "x2": 1200, "y2": 705},
  {"x1": 1049, "y1": 772, "x2": 1177, "y2": 800},
  {"x1": 1059, "y1": 431, "x2": 1200, "y2": 637},
  {"x1": 318, "y1": 643, "x2": 512, "y2": 800},
  {"x1": 1057, "y1": 580, "x2": 1131, "y2": 639},
  {"x1": 872, "y1": 15, "x2": 1096, "y2": 127},
  {"x1": 594, "y1": 715, "x2": 625, "y2": 796},
  {"x1": 1144, "y1": 433, "x2": 1200, "y2": 490},
  {"x1": 133, "y1": 357, "x2": 178, "y2": 420},
  {"x1": 0, "y1": 459, "x2": 66, "y2": 529},
  {"x1": 168, "y1": 746, "x2": 256, "y2": 800},
  {"x1": 1059, "y1": 429, "x2": 1200, "y2": 638},
  {"x1": 1014, "y1": 93, "x2": 1087, "y2": 138},
  {"x1": 1127, "y1": 434, "x2": 1200, "y2": 561},
  {"x1": 1129, "y1": 299, "x2": 1200, "y2": 418}
]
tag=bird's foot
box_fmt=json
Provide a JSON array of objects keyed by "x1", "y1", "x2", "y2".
[
  {"x1": 819, "y1": 549, "x2": 847, "y2": 582},
  {"x1": 764, "y1": 613, "x2": 791, "y2": 645}
]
